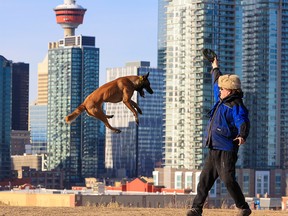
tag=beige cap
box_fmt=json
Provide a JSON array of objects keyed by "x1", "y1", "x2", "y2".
[{"x1": 218, "y1": 74, "x2": 241, "y2": 90}]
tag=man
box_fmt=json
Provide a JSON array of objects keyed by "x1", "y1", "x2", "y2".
[{"x1": 186, "y1": 57, "x2": 251, "y2": 216}]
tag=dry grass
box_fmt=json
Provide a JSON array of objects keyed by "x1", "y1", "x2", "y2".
[{"x1": 0, "y1": 206, "x2": 286, "y2": 216}]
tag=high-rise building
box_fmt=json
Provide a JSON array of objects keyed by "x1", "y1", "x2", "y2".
[
  {"x1": 46, "y1": 0, "x2": 103, "y2": 187},
  {"x1": 11, "y1": 62, "x2": 29, "y2": 131},
  {"x1": 234, "y1": 0, "x2": 243, "y2": 79},
  {"x1": 10, "y1": 130, "x2": 30, "y2": 155},
  {"x1": 157, "y1": 0, "x2": 169, "y2": 69},
  {"x1": 0, "y1": 55, "x2": 12, "y2": 180},
  {"x1": 29, "y1": 103, "x2": 47, "y2": 155},
  {"x1": 37, "y1": 55, "x2": 48, "y2": 105},
  {"x1": 105, "y1": 62, "x2": 164, "y2": 178},
  {"x1": 162, "y1": 0, "x2": 238, "y2": 170},
  {"x1": 278, "y1": 1, "x2": 288, "y2": 170},
  {"x1": 240, "y1": 0, "x2": 288, "y2": 170},
  {"x1": 157, "y1": 0, "x2": 288, "y2": 197},
  {"x1": 29, "y1": 55, "x2": 48, "y2": 155},
  {"x1": 10, "y1": 62, "x2": 30, "y2": 156}
]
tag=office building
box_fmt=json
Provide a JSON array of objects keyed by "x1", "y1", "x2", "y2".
[
  {"x1": 158, "y1": 0, "x2": 288, "y2": 197},
  {"x1": 161, "y1": 0, "x2": 238, "y2": 170},
  {"x1": 240, "y1": 0, "x2": 288, "y2": 170},
  {"x1": 238, "y1": 1, "x2": 288, "y2": 195},
  {"x1": 10, "y1": 62, "x2": 30, "y2": 156},
  {"x1": 157, "y1": 0, "x2": 169, "y2": 69},
  {"x1": 0, "y1": 55, "x2": 12, "y2": 180},
  {"x1": 29, "y1": 104, "x2": 47, "y2": 155},
  {"x1": 105, "y1": 61, "x2": 164, "y2": 178},
  {"x1": 46, "y1": 35, "x2": 103, "y2": 185},
  {"x1": 10, "y1": 130, "x2": 30, "y2": 155},
  {"x1": 29, "y1": 55, "x2": 49, "y2": 155},
  {"x1": 11, "y1": 154, "x2": 43, "y2": 171},
  {"x1": 37, "y1": 55, "x2": 48, "y2": 105},
  {"x1": 11, "y1": 62, "x2": 29, "y2": 131}
]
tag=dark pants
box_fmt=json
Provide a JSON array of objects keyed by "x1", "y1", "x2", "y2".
[{"x1": 192, "y1": 149, "x2": 249, "y2": 213}]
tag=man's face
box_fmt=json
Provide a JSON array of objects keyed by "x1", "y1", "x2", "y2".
[{"x1": 219, "y1": 87, "x2": 231, "y2": 99}]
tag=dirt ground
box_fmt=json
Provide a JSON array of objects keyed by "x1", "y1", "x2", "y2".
[{"x1": 0, "y1": 206, "x2": 286, "y2": 216}]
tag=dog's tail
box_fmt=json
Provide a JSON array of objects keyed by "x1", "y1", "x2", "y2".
[{"x1": 65, "y1": 104, "x2": 86, "y2": 124}]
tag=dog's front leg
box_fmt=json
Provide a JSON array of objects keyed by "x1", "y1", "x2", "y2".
[
  {"x1": 123, "y1": 91, "x2": 139, "y2": 125},
  {"x1": 130, "y1": 100, "x2": 142, "y2": 114},
  {"x1": 123, "y1": 100, "x2": 139, "y2": 125}
]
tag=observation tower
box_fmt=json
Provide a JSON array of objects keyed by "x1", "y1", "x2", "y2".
[{"x1": 54, "y1": 0, "x2": 86, "y2": 37}]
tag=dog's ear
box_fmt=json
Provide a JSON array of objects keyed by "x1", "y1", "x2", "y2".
[{"x1": 143, "y1": 72, "x2": 150, "y2": 79}]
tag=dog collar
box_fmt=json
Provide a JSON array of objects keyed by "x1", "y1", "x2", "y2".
[{"x1": 139, "y1": 76, "x2": 144, "y2": 85}]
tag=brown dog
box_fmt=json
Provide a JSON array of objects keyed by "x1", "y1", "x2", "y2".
[{"x1": 65, "y1": 72, "x2": 153, "y2": 133}]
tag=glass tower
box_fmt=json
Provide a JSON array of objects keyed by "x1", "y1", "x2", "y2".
[
  {"x1": 158, "y1": 0, "x2": 169, "y2": 69},
  {"x1": 11, "y1": 62, "x2": 29, "y2": 131},
  {"x1": 161, "y1": 0, "x2": 238, "y2": 169},
  {"x1": 47, "y1": 35, "x2": 103, "y2": 187},
  {"x1": 29, "y1": 104, "x2": 47, "y2": 155},
  {"x1": 105, "y1": 62, "x2": 164, "y2": 178},
  {"x1": 0, "y1": 55, "x2": 12, "y2": 180},
  {"x1": 240, "y1": 0, "x2": 288, "y2": 169},
  {"x1": 157, "y1": 0, "x2": 288, "y2": 194},
  {"x1": 280, "y1": 0, "x2": 288, "y2": 169},
  {"x1": 29, "y1": 55, "x2": 48, "y2": 155},
  {"x1": 160, "y1": 0, "x2": 288, "y2": 171},
  {"x1": 235, "y1": 0, "x2": 243, "y2": 78}
]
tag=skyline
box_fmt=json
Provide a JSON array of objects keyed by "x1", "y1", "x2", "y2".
[{"x1": 0, "y1": 1, "x2": 158, "y2": 102}]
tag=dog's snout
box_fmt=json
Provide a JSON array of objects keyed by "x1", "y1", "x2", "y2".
[{"x1": 147, "y1": 87, "x2": 153, "y2": 94}]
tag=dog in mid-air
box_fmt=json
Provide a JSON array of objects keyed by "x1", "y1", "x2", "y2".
[{"x1": 65, "y1": 72, "x2": 153, "y2": 133}]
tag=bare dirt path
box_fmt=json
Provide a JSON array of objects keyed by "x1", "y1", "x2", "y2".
[{"x1": 0, "y1": 207, "x2": 286, "y2": 216}]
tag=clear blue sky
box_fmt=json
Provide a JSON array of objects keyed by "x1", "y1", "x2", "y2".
[{"x1": 0, "y1": 1, "x2": 158, "y2": 102}]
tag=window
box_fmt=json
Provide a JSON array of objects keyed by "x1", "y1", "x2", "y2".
[
  {"x1": 185, "y1": 172, "x2": 193, "y2": 189},
  {"x1": 209, "y1": 180, "x2": 217, "y2": 198},
  {"x1": 195, "y1": 171, "x2": 201, "y2": 193},
  {"x1": 275, "y1": 174, "x2": 281, "y2": 195},
  {"x1": 243, "y1": 173, "x2": 250, "y2": 195},
  {"x1": 153, "y1": 171, "x2": 159, "y2": 186},
  {"x1": 175, "y1": 171, "x2": 182, "y2": 189},
  {"x1": 221, "y1": 181, "x2": 227, "y2": 195},
  {"x1": 255, "y1": 171, "x2": 270, "y2": 196}
]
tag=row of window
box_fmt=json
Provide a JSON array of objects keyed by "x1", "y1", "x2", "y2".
[{"x1": 153, "y1": 170, "x2": 284, "y2": 196}]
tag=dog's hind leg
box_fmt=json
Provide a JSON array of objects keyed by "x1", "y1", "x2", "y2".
[
  {"x1": 87, "y1": 107, "x2": 121, "y2": 133},
  {"x1": 130, "y1": 100, "x2": 142, "y2": 114}
]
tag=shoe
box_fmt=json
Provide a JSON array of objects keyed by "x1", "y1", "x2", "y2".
[
  {"x1": 186, "y1": 208, "x2": 202, "y2": 216},
  {"x1": 237, "y1": 208, "x2": 252, "y2": 216},
  {"x1": 202, "y1": 48, "x2": 217, "y2": 62}
]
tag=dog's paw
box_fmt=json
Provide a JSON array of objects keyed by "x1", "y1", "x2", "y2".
[
  {"x1": 65, "y1": 117, "x2": 71, "y2": 124},
  {"x1": 113, "y1": 129, "x2": 121, "y2": 133}
]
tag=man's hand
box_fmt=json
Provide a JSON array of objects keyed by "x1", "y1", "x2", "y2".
[
  {"x1": 233, "y1": 137, "x2": 245, "y2": 146},
  {"x1": 212, "y1": 57, "x2": 218, "y2": 69}
]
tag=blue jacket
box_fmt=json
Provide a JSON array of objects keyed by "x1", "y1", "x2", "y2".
[{"x1": 204, "y1": 68, "x2": 250, "y2": 152}]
